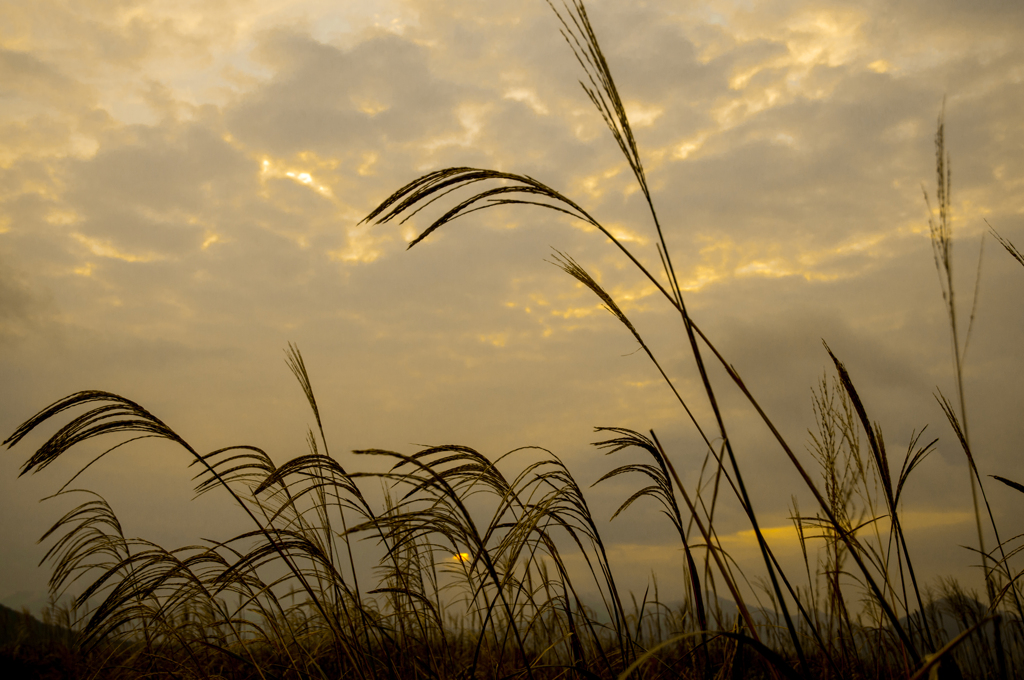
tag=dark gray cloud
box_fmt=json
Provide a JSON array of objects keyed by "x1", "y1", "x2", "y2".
[
  {"x1": 0, "y1": 255, "x2": 51, "y2": 344},
  {"x1": 230, "y1": 29, "x2": 471, "y2": 157},
  {"x1": 0, "y1": 48, "x2": 94, "y2": 114}
]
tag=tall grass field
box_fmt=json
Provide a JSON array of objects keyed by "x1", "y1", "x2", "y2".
[{"x1": 4, "y1": 1, "x2": 1024, "y2": 678}]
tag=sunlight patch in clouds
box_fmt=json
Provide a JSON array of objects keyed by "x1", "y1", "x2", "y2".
[
  {"x1": 608, "y1": 282, "x2": 659, "y2": 311},
  {"x1": 712, "y1": 88, "x2": 784, "y2": 129},
  {"x1": 720, "y1": 5, "x2": 867, "y2": 88},
  {"x1": 671, "y1": 234, "x2": 888, "y2": 291},
  {"x1": 789, "y1": 511, "x2": 973, "y2": 545},
  {"x1": 624, "y1": 101, "x2": 663, "y2": 128},
  {"x1": 72, "y1": 233, "x2": 163, "y2": 263},
  {"x1": 45, "y1": 209, "x2": 80, "y2": 226},
  {"x1": 718, "y1": 524, "x2": 800, "y2": 548},
  {"x1": 900, "y1": 510, "x2": 973, "y2": 531},
  {"x1": 606, "y1": 224, "x2": 649, "y2": 246},
  {"x1": 357, "y1": 100, "x2": 390, "y2": 116},
  {"x1": 358, "y1": 152, "x2": 378, "y2": 176},
  {"x1": 698, "y1": 6, "x2": 874, "y2": 137},
  {"x1": 478, "y1": 332, "x2": 508, "y2": 348},
  {"x1": 423, "y1": 102, "x2": 489, "y2": 151},
  {"x1": 550, "y1": 304, "x2": 602, "y2": 320},
  {"x1": 784, "y1": 9, "x2": 865, "y2": 69},
  {"x1": 400, "y1": 223, "x2": 420, "y2": 244},
  {"x1": 673, "y1": 133, "x2": 708, "y2": 161},
  {"x1": 260, "y1": 155, "x2": 335, "y2": 197},
  {"x1": 505, "y1": 291, "x2": 557, "y2": 320},
  {"x1": 825, "y1": 233, "x2": 886, "y2": 258},
  {"x1": 576, "y1": 166, "x2": 623, "y2": 200},
  {"x1": 503, "y1": 88, "x2": 548, "y2": 115},
  {"x1": 679, "y1": 266, "x2": 728, "y2": 293},
  {"x1": 735, "y1": 259, "x2": 799, "y2": 279},
  {"x1": 731, "y1": 258, "x2": 841, "y2": 283},
  {"x1": 69, "y1": 134, "x2": 101, "y2": 161},
  {"x1": 328, "y1": 225, "x2": 387, "y2": 264}
]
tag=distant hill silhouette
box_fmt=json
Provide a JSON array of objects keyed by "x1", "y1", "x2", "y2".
[
  {"x1": 0, "y1": 603, "x2": 82, "y2": 680},
  {"x1": 0, "y1": 603, "x2": 77, "y2": 648},
  {"x1": 898, "y1": 593, "x2": 1019, "y2": 679}
]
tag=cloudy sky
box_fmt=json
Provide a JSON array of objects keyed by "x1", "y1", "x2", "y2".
[{"x1": 2, "y1": 0, "x2": 1023, "y2": 614}]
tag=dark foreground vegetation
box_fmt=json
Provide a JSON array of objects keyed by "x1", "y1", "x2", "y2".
[{"x1": 5, "y1": 1, "x2": 1024, "y2": 678}]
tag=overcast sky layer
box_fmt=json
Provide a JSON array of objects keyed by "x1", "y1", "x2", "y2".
[{"x1": 2, "y1": 0, "x2": 1023, "y2": 613}]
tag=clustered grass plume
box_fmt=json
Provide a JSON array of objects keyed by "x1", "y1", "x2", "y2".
[{"x1": 6, "y1": 1, "x2": 1024, "y2": 678}]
